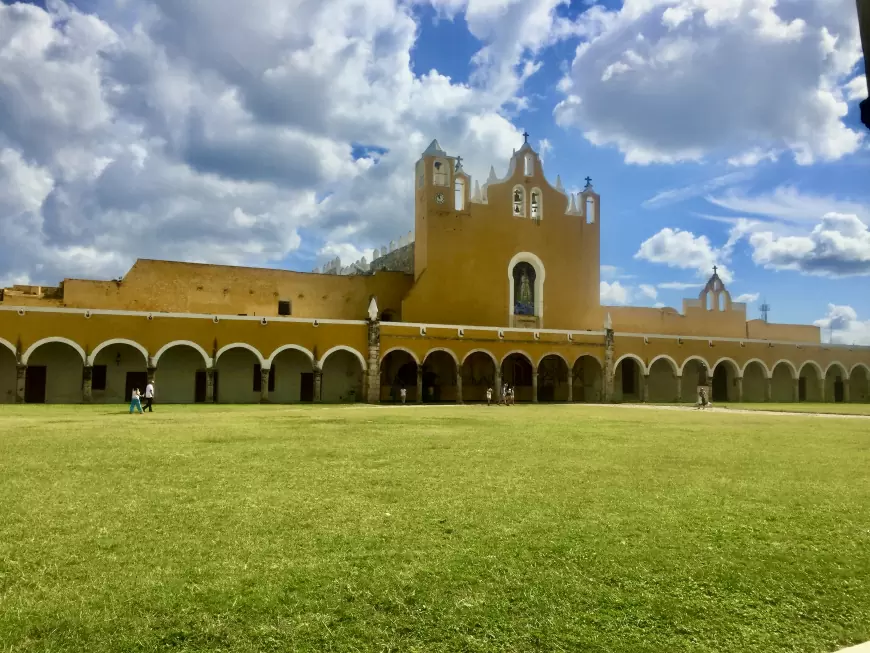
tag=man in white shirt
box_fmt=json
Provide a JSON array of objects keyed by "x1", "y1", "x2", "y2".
[{"x1": 143, "y1": 381, "x2": 155, "y2": 412}]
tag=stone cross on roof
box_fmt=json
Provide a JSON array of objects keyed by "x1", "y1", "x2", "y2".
[
  {"x1": 713, "y1": 265, "x2": 718, "y2": 275},
  {"x1": 522, "y1": 130, "x2": 529, "y2": 143},
  {"x1": 455, "y1": 155, "x2": 462, "y2": 169},
  {"x1": 585, "y1": 176, "x2": 592, "y2": 185}
]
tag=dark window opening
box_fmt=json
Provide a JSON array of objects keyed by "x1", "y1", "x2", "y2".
[
  {"x1": 253, "y1": 364, "x2": 276, "y2": 392},
  {"x1": 92, "y1": 365, "x2": 107, "y2": 391},
  {"x1": 278, "y1": 300, "x2": 291, "y2": 316}
]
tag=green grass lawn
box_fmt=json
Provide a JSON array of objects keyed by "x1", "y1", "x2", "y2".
[
  {"x1": 1, "y1": 404, "x2": 868, "y2": 652},
  {"x1": 713, "y1": 402, "x2": 870, "y2": 416}
]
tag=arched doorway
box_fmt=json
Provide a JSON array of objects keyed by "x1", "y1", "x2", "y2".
[
  {"x1": 24, "y1": 341, "x2": 85, "y2": 403},
  {"x1": 798, "y1": 363, "x2": 822, "y2": 402},
  {"x1": 502, "y1": 353, "x2": 533, "y2": 402},
  {"x1": 851, "y1": 365, "x2": 870, "y2": 403},
  {"x1": 680, "y1": 358, "x2": 709, "y2": 402},
  {"x1": 321, "y1": 348, "x2": 364, "y2": 403},
  {"x1": 91, "y1": 341, "x2": 149, "y2": 404},
  {"x1": 572, "y1": 355, "x2": 602, "y2": 402},
  {"x1": 742, "y1": 360, "x2": 769, "y2": 402},
  {"x1": 215, "y1": 346, "x2": 264, "y2": 403},
  {"x1": 537, "y1": 354, "x2": 569, "y2": 402},
  {"x1": 155, "y1": 344, "x2": 210, "y2": 403},
  {"x1": 461, "y1": 351, "x2": 496, "y2": 403},
  {"x1": 422, "y1": 350, "x2": 458, "y2": 403},
  {"x1": 270, "y1": 347, "x2": 315, "y2": 403},
  {"x1": 824, "y1": 363, "x2": 848, "y2": 403},
  {"x1": 380, "y1": 349, "x2": 418, "y2": 402},
  {"x1": 770, "y1": 362, "x2": 796, "y2": 402},
  {"x1": 0, "y1": 342, "x2": 17, "y2": 404},
  {"x1": 647, "y1": 357, "x2": 679, "y2": 403},
  {"x1": 614, "y1": 356, "x2": 643, "y2": 402},
  {"x1": 711, "y1": 359, "x2": 739, "y2": 402}
]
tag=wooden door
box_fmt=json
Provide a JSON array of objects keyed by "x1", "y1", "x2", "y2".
[
  {"x1": 25, "y1": 366, "x2": 46, "y2": 404},
  {"x1": 300, "y1": 373, "x2": 314, "y2": 402}
]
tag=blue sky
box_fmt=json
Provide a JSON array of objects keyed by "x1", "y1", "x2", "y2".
[{"x1": 0, "y1": 0, "x2": 868, "y2": 341}]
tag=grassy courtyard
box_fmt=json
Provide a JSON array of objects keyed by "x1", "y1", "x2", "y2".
[{"x1": 0, "y1": 404, "x2": 868, "y2": 653}]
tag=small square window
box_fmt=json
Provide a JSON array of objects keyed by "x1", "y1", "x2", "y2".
[
  {"x1": 91, "y1": 365, "x2": 107, "y2": 391},
  {"x1": 278, "y1": 300, "x2": 291, "y2": 316}
]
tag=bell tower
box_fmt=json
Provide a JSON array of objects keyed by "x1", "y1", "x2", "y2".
[{"x1": 414, "y1": 139, "x2": 457, "y2": 280}]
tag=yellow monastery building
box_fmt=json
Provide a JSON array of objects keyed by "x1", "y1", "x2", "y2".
[{"x1": 1, "y1": 137, "x2": 869, "y2": 405}]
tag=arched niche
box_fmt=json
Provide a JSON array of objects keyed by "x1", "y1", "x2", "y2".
[
  {"x1": 508, "y1": 252, "x2": 545, "y2": 328},
  {"x1": 512, "y1": 185, "x2": 525, "y2": 217},
  {"x1": 432, "y1": 157, "x2": 450, "y2": 187},
  {"x1": 530, "y1": 187, "x2": 542, "y2": 221}
]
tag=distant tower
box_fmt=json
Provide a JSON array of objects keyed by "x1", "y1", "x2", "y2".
[{"x1": 760, "y1": 300, "x2": 771, "y2": 323}]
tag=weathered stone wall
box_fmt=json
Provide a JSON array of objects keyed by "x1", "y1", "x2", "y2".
[{"x1": 370, "y1": 243, "x2": 414, "y2": 275}]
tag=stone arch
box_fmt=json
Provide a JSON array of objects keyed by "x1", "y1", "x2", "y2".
[
  {"x1": 614, "y1": 354, "x2": 645, "y2": 402},
  {"x1": 849, "y1": 363, "x2": 870, "y2": 403},
  {"x1": 22, "y1": 338, "x2": 86, "y2": 403},
  {"x1": 798, "y1": 360, "x2": 823, "y2": 402},
  {"x1": 265, "y1": 344, "x2": 315, "y2": 368},
  {"x1": 153, "y1": 340, "x2": 211, "y2": 367},
  {"x1": 214, "y1": 343, "x2": 266, "y2": 367},
  {"x1": 153, "y1": 341, "x2": 212, "y2": 404},
  {"x1": 502, "y1": 351, "x2": 534, "y2": 402},
  {"x1": 680, "y1": 356, "x2": 711, "y2": 402},
  {"x1": 647, "y1": 355, "x2": 679, "y2": 403},
  {"x1": 512, "y1": 185, "x2": 526, "y2": 217},
  {"x1": 22, "y1": 337, "x2": 86, "y2": 366},
  {"x1": 461, "y1": 349, "x2": 497, "y2": 403},
  {"x1": 89, "y1": 339, "x2": 150, "y2": 404},
  {"x1": 508, "y1": 252, "x2": 545, "y2": 326},
  {"x1": 530, "y1": 187, "x2": 543, "y2": 220},
  {"x1": 214, "y1": 343, "x2": 267, "y2": 404},
  {"x1": 824, "y1": 361, "x2": 848, "y2": 403},
  {"x1": 422, "y1": 348, "x2": 459, "y2": 403},
  {"x1": 572, "y1": 354, "x2": 602, "y2": 402},
  {"x1": 770, "y1": 360, "x2": 797, "y2": 402},
  {"x1": 710, "y1": 357, "x2": 740, "y2": 402},
  {"x1": 537, "y1": 353, "x2": 569, "y2": 402},
  {"x1": 741, "y1": 359, "x2": 769, "y2": 402},
  {"x1": 88, "y1": 338, "x2": 149, "y2": 367},
  {"x1": 380, "y1": 348, "x2": 419, "y2": 402},
  {"x1": 320, "y1": 346, "x2": 365, "y2": 403},
  {"x1": 380, "y1": 346, "x2": 420, "y2": 365},
  {"x1": 0, "y1": 338, "x2": 17, "y2": 404}
]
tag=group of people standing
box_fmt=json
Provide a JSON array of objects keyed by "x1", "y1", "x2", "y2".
[
  {"x1": 485, "y1": 384, "x2": 516, "y2": 405},
  {"x1": 129, "y1": 382, "x2": 155, "y2": 414}
]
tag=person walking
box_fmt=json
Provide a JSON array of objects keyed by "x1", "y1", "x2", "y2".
[
  {"x1": 129, "y1": 388, "x2": 143, "y2": 414},
  {"x1": 143, "y1": 380, "x2": 155, "y2": 412},
  {"x1": 486, "y1": 387, "x2": 493, "y2": 405}
]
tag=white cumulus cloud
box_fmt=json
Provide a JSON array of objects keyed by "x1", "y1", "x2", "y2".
[{"x1": 814, "y1": 304, "x2": 870, "y2": 345}]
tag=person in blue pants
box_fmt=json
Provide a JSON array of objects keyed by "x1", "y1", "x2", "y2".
[{"x1": 129, "y1": 388, "x2": 143, "y2": 414}]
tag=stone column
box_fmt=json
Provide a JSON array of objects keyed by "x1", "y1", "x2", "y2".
[
  {"x1": 205, "y1": 368, "x2": 215, "y2": 403},
  {"x1": 843, "y1": 379, "x2": 850, "y2": 403},
  {"x1": 567, "y1": 374, "x2": 573, "y2": 403},
  {"x1": 495, "y1": 367, "x2": 502, "y2": 402},
  {"x1": 15, "y1": 365, "x2": 26, "y2": 404},
  {"x1": 735, "y1": 376, "x2": 744, "y2": 403},
  {"x1": 82, "y1": 365, "x2": 93, "y2": 403},
  {"x1": 366, "y1": 319, "x2": 381, "y2": 404},
  {"x1": 456, "y1": 370, "x2": 463, "y2": 404},
  {"x1": 793, "y1": 378, "x2": 800, "y2": 403},
  {"x1": 260, "y1": 367, "x2": 270, "y2": 403},
  {"x1": 764, "y1": 377, "x2": 772, "y2": 402},
  {"x1": 314, "y1": 367, "x2": 323, "y2": 403},
  {"x1": 675, "y1": 375, "x2": 682, "y2": 404},
  {"x1": 416, "y1": 365, "x2": 423, "y2": 404},
  {"x1": 641, "y1": 374, "x2": 649, "y2": 403},
  {"x1": 147, "y1": 366, "x2": 157, "y2": 384},
  {"x1": 603, "y1": 326, "x2": 615, "y2": 403},
  {"x1": 532, "y1": 371, "x2": 539, "y2": 403}
]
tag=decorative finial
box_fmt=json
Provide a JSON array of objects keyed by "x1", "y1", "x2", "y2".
[
  {"x1": 367, "y1": 296, "x2": 379, "y2": 322},
  {"x1": 522, "y1": 130, "x2": 530, "y2": 144},
  {"x1": 556, "y1": 175, "x2": 563, "y2": 191},
  {"x1": 604, "y1": 313, "x2": 613, "y2": 330}
]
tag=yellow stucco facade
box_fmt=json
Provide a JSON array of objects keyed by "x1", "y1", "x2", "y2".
[{"x1": 1, "y1": 137, "x2": 869, "y2": 405}]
